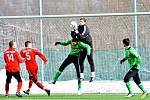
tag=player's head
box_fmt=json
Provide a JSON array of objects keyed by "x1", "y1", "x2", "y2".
[
  {"x1": 123, "y1": 38, "x2": 130, "y2": 47},
  {"x1": 80, "y1": 17, "x2": 86, "y2": 25},
  {"x1": 25, "y1": 41, "x2": 32, "y2": 48},
  {"x1": 71, "y1": 31, "x2": 77, "y2": 39},
  {"x1": 9, "y1": 41, "x2": 16, "y2": 49}
]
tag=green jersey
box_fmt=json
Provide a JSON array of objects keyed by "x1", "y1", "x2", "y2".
[
  {"x1": 124, "y1": 47, "x2": 141, "y2": 69},
  {"x1": 59, "y1": 39, "x2": 91, "y2": 56}
]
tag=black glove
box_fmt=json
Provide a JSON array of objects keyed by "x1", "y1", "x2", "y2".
[
  {"x1": 55, "y1": 42, "x2": 61, "y2": 46},
  {"x1": 120, "y1": 58, "x2": 127, "y2": 64}
]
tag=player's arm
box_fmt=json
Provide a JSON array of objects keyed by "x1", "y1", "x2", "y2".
[
  {"x1": 120, "y1": 58, "x2": 127, "y2": 64},
  {"x1": 120, "y1": 52, "x2": 128, "y2": 64},
  {"x1": 130, "y1": 49, "x2": 140, "y2": 67},
  {"x1": 34, "y1": 49, "x2": 48, "y2": 64},
  {"x1": 78, "y1": 42, "x2": 91, "y2": 55},
  {"x1": 16, "y1": 51, "x2": 25, "y2": 63},
  {"x1": 20, "y1": 50, "x2": 25, "y2": 58},
  {"x1": 130, "y1": 49, "x2": 139, "y2": 58},
  {"x1": 76, "y1": 25, "x2": 89, "y2": 40},
  {"x1": 55, "y1": 39, "x2": 71, "y2": 46}
]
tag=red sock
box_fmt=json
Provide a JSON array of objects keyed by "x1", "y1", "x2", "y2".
[
  {"x1": 5, "y1": 82, "x2": 9, "y2": 95},
  {"x1": 35, "y1": 82, "x2": 45, "y2": 90},
  {"x1": 29, "y1": 80, "x2": 33, "y2": 89},
  {"x1": 17, "y1": 82, "x2": 22, "y2": 93}
]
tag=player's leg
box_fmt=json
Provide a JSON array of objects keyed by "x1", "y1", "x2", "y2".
[
  {"x1": 133, "y1": 71, "x2": 148, "y2": 98},
  {"x1": 52, "y1": 55, "x2": 73, "y2": 84},
  {"x1": 13, "y1": 71, "x2": 22, "y2": 97},
  {"x1": 73, "y1": 56, "x2": 82, "y2": 95},
  {"x1": 32, "y1": 71, "x2": 50, "y2": 96},
  {"x1": 124, "y1": 70, "x2": 137, "y2": 97},
  {"x1": 79, "y1": 49, "x2": 87, "y2": 79},
  {"x1": 5, "y1": 72, "x2": 12, "y2": 97},
  {"x1": 87, "y1": 48, "x2": 95, "y2": 82},
  {"x1": 23, "y1": 71, "x2": 33, "y2": 95}
]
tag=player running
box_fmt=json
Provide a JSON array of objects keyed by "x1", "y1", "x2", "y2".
[
  {"x1": 4, "y1": 41, "x2": 25, "y2": 97},
  {"x1": 20, "y1": 41, "x2": 50, "y2": 96},
  {"x1": 51, "y1": 31, "x2": 91, "y2": 95},
  {"x1": 120, "y1": 38, "x2": 148, "y2": 98}
]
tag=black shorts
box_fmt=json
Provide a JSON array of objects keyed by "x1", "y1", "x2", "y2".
[
  {"x1": 6, "y1": 71, "x2": 22, "y2": 83},
  {"x1": 124, "y1": 68, "x2": 141, "y2": 85}
]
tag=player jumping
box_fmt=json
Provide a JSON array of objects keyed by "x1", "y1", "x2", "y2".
[
  {"x1": 4, "y1": 41, "x2": 25, "y2": 97},
  {"x1": 20, "y1": 41, "x2": 50, "y2": 96},
  {"x1": 120, "y1": 38, "x2": 148, "y2": 98},
  {"x1": 72, "y1": 18, "x2": 95, "y2": 82},
  {"x1": 51, "y1": 31, "x2": 91, "y2": 95}
]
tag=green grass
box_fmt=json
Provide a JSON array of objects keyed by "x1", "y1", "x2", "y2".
[{"x1": 0, "y1": 93, "x2": 149, "y2": 100}]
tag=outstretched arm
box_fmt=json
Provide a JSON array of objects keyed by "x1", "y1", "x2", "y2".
[
  {"x1": 55, "y1": 39, "x2": 72, "y2": 46},
  {"x1": 34, "y1": 49, "x2": 47, "y2": 64}
]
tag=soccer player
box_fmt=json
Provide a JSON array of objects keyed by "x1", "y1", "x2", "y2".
[
  {"x1": 20, "y1": 41, "x2": 50, "y2": 96},
  {"x1": 75, "y1": 18, "x2": 95, "y2": 82},
  {"x1": 52, "y1": 31, "x2": 91, "y2": 95},
  {"x1": 4, "y1": 41, "x2": 25, "y2": 97},
  {"x1": 120, "y1": 38, "x2": 148, "y2": 98}
]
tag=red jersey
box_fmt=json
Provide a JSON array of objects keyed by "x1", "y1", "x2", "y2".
[
  {"x1": 4, "y1": 48, "x2": 25, "y2": 72},
  {"x1": 20, "y1": 48, "x2": 47, "y2": 71}
]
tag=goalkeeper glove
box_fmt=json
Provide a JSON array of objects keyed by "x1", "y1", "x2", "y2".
[
  {"x1": 120, "y1": 58, "x2": 127, "y2": 64},
  {"x1": 55, "y1": 42, "x2": 61, "y2": 46}
]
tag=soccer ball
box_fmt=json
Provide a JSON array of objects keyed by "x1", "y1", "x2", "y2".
[{"x1": 70, "y1": 21, "x2": 78, "y2": 30}]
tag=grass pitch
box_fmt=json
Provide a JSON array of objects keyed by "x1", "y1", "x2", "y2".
[{"x1": 0, "y1": 93, "x2": 149, "y2": 100}]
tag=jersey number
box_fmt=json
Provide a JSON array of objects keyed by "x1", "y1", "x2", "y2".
[
  {"x1": 7, "y1": 54, "x2": 14, "y2": 62},
  {"x1": 26, "y1": 52, "x2": 31, "y2": 60}
]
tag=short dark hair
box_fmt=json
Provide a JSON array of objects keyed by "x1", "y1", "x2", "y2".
[
  {"x1": 71, "y1": 31, "x2": 77, "y2": 38},
  {"x1": 9, "y1": 41, "x2": 14, "y2": 48},
  {"x1": 123, "y1": 38, "x2": 130, "y2": 46},
  {"x1": 25, "y1": 41, "x2": 31, "y2": 47},
  {"x1": 80, "y1": 17, "x2": 86, "y2": 22}
]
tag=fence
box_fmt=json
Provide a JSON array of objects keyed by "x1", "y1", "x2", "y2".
[{"x1": 0, "y1": 0, "x2": 150, "y2": 82}]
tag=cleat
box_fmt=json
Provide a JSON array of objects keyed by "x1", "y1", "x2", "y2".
[
  {"x1": 45, "y1": 89, "x2": 50, "y2": 96},
  {"x1": 141, "y1": 92, "x2": 148, "y2": 99},
  {"x1": 89, "y1": 77, "x2": 94, "y2": 82},
  {"x1": 16, "y1": 92, "x2": 22, "y2": 97},
  {"x1": 49, "y1": 81, "x2": 56, "y2": 84},
  {"x1": 5, "y1": 94, "x2": 9, "y2": 97},
  {"x1": 23, "y1": 90, "x2": 30, "y2": 95},
  {"x1": 125, "y1": 93, "x2": 134, "y2": 98}
]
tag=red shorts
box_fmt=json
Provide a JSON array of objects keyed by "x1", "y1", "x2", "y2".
[{"x1": 28, "y1": 70, "x2": 38, "y2": 81}]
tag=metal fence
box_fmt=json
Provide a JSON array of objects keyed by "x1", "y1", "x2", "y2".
[{"x1": 0, "y1": 0, "x2": 150, "y2": 82}]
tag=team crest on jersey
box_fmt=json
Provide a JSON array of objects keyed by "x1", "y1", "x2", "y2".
[{"x1": 71, "y1": 41, "x2": 77, "y2": 45}]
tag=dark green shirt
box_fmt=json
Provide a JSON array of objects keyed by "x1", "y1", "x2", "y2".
[{"x1": 60, "y1": 39, "x2": 91, "y2": 56}]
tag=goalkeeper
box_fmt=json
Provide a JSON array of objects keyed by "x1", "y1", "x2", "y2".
[
  {"x1": 71, "y1": 18, "x2": 95, "y2": 82},
  {"x1": 120, "y1": 38, "x2": 148, "y2": 98},
  {"x1": 51, "y1": 31, "x2": 91, "y2": 95}
]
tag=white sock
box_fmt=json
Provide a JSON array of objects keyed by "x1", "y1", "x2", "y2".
[
  {"x1": 80, "y1": 73, "x2": 84, "y2": 79},
  {"x1": 91, "y1": 72, "x2": 95, "y2": 77}
]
